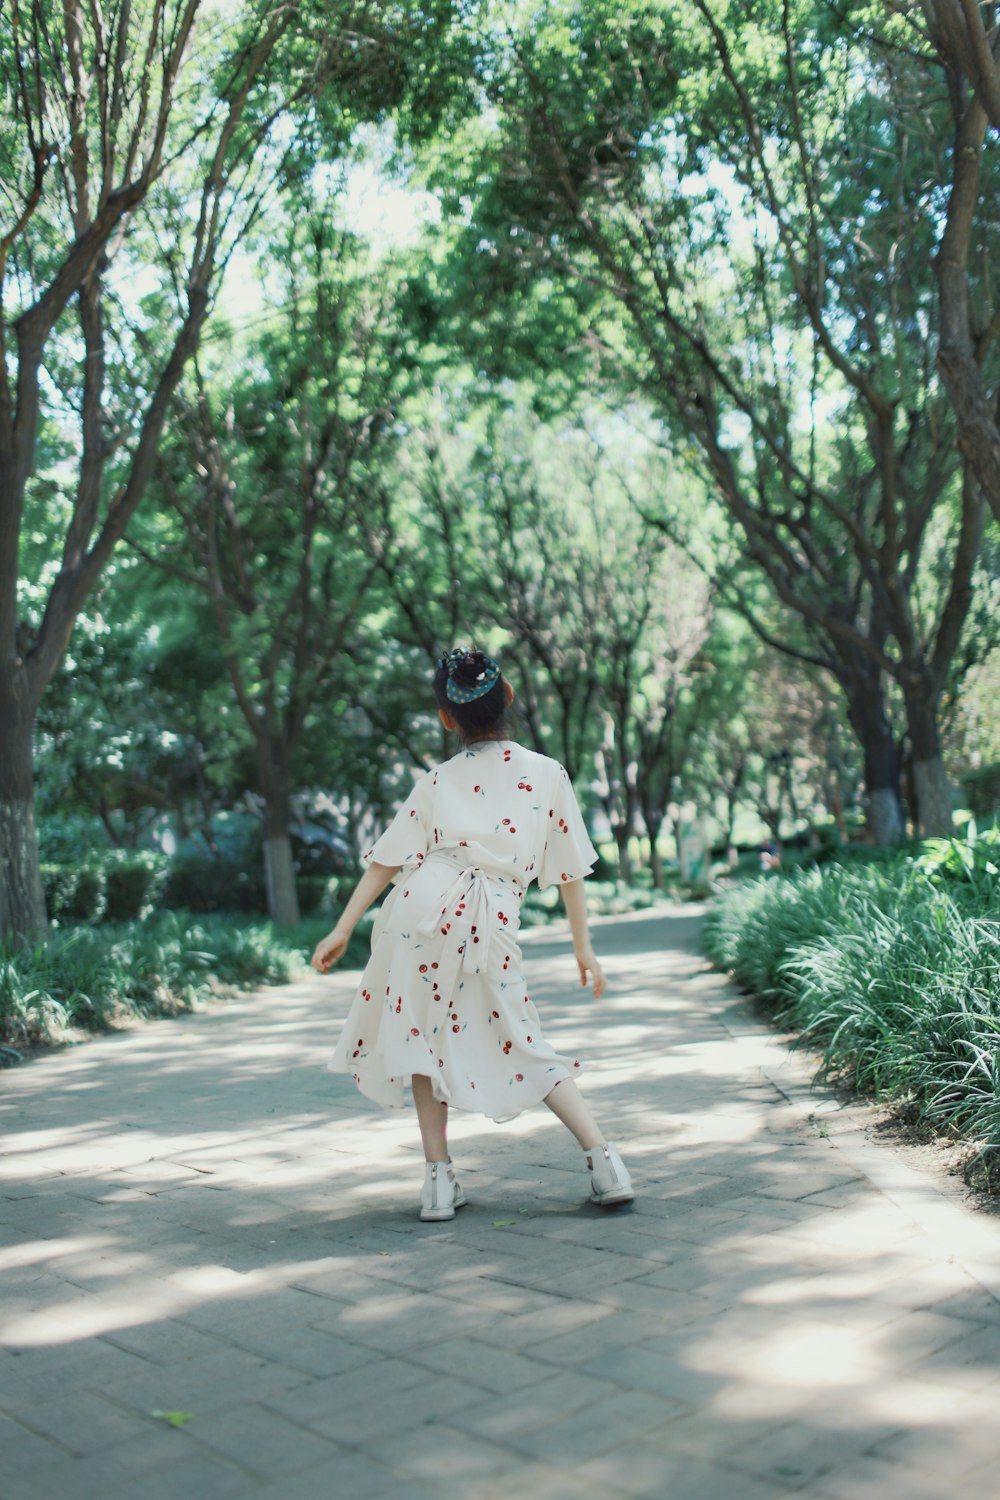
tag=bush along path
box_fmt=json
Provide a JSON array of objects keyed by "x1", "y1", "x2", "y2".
[
  {"x1": 0, "y1": 914, "x2": 321, "y2": 1058},
  {"x1": 703, "y1": 830, "x2": 1000, "y2": 1185}
]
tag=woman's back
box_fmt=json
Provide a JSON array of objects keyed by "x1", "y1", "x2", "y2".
[{"x1": 376, "y1": 739, "x2": 595, "y2": 892}]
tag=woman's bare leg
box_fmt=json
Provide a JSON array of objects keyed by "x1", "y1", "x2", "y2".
[
  {"x1": 543, "y1": 1078, "x2": 604, "y2": 1150},
  {"x1": 412, "y1": 1074, "x2": 449, "y2": 1161}
]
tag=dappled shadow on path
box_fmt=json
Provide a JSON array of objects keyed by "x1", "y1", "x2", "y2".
[{"x1": 2, "y1": 906, "x2": 1000, "y2": 1499}]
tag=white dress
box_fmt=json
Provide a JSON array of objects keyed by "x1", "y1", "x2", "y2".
[{"x1": 330, "y1": 739, "x2": 599, "y2": 1122}]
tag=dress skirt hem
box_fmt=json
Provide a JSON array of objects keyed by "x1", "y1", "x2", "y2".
[
  {"x1": 331, "y1": 1053, "x2": 583, "y2": 1125},
  {"x1": 329, "y1": 846, "x2": 585, "y2": 1124}
]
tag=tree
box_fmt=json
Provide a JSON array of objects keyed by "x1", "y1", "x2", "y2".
[
  {"x1": 0, "y1": 0, "x2": 470, "y2": 944},
  {"x1": 145, "y1": 222, "x2": 402, "y2": 923},
  {"x1": 454, "y1": 395, "x2": 719, "y2": 881},
  {"x1": 33, "y1": 586, "x2": 213, "y2": 850},
  {"x1": 913, "y1": 0, "x2": 1000, "y2": 535},
  {"x1": 451, "y1": 0, "x2": 988, "y2": 839},
  {"x1": 588, "y1": 499, "x2": 712, "y2": 886}
]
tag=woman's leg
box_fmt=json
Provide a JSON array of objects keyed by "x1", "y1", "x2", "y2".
[
  {"x1": 545, "y1": 1078, "x2": 634, "y2": 1204},
  {"x1": 543, "y1": 1077, "x2": 604, "y2": 1149},
  {"x1": 412, "y1": 1073, "x2": 449, "y2": 1161}
]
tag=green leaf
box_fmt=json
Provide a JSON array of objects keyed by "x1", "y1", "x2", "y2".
[
  {"x1": 150, "y1": 1410, "x2": 195, "y2": 1428},
  {"x1": 491, "y1": 1219, "x2": 516, "y2": 1227}
]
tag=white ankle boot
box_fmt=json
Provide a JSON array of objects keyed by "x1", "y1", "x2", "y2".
[
  {"x1": 420, "y1": 1160, "x2": 468, "y2": 1222},
  {"x1": 587, "y1": 1142, "x2": 634, "y2": 1206}
]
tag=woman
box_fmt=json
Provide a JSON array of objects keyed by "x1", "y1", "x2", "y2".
[{"x1": 313, "y1": 646, "x2": 634, "y2": 1221}]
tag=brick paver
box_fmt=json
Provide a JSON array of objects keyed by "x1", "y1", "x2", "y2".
[{"x1": 3, "y1": 905, "x2": 1000, "y2": 1500}]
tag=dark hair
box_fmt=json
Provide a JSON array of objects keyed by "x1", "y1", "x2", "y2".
[{"x1": 433, "y1": 648, "x2": 511, "y2": 742}]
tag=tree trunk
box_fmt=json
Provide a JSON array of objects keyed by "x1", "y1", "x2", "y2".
[
  {"x1": 613, "y1": 823, "x2": 633, "y2": 885},
  {"x1": 639, "y1": 802, "x2": 665, "y2": 890},
  {"x1": 726, "y1": 797, "x2": 738, "y2": 867},
  {"x1": 264, "y1": 828, "x2": 300, "y2": 927},
  {"x1": 675, "y1": 812, "x2": 708, "y2": 882},
  {"x1": 646, "y1": 819, "x2": 665, "y2": 890},
  {"x1": 905, "y1": 683, "x2": 954, "y2": 838},
  {"x1": 724, "y1": 767, "x2": 743, "y2": 866},
  {"x1": 0, "y1": 675, "x2": 49, "y2": 946},
  {"x1": 258, "y1": 741, "x2": 300, "y2": 926},
  {"x1": 842, "y1": 672, "x2": 905, "y2": 845},
  {"x1": 935, "y1": 96, "x2": 1000, "y2": 528},
  {"x1": 673, "y1": 815, "x2": 685, "y2": 879}
]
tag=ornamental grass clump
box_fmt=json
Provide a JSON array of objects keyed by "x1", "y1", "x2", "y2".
[
  {"x1": 703, "y1": 865, "x2": 866, "y2": 1005},
  {"x1": 705, "y1": 845, "x2": 1000, "y2": 1168},
  {"x1": 0, "y1": 914, "x2": 305, "y2": 1051}
]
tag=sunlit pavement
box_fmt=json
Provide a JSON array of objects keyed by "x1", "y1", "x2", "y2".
[{"x1": 3, "y1": 906, "x2": 1000, "y2": 1500}]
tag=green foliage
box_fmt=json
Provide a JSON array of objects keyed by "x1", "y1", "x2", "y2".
[
  {"x1": 41, "y1": 853, "x2": 168, "y2": 925},
  {"x1": 40, "y1": 864, "x2": 108, "y2": 926},
  {"x1": 103, "y1": 852, "x2": 170, "y2": 922},
  {"x1": 297, "y1": 875, "x2": 340, "y2": 916},
  {"x1": 0, "y1": 914, "x2": 308, "y2": 1049},
  {"x1": 962, "y1": 764, "x2": 1000, "y2": 821},
  {"x1": 704, "y1": 866, "x2": 858, "y2": 1003},
  {"x1": 433, "y1": 0, "x2": 991, "y2": 852},
  {"x1": 915, "y1": 823, "x2": 1000, "y2": 898},
  {"x1": 37, "y1": 814, "x2": 113, "y2": 864},
  {"x1": 162, "y1": 851, "x2": 267, "y2": 916},
  {"x1": 704, "y1": 848, "x2": 1000, "y2": 1162},
  {"x1": 10, "y1": 0, "x2": 1000, "y2": 958}
]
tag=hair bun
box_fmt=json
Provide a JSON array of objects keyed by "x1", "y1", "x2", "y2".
[
  {"x1": 439, "y1": 645, "x2": 502, "y2": 704},
  {"x1": 451, "y1": 648, "x2": 489, "y2": 685}
]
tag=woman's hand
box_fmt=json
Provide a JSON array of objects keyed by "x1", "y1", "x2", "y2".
[
  {"x1": 311, "y1": 928, "x2": 349, "y2": 973},
  {"x1": 560, "y1": 880, "x2": 604, "y2": 997},
  {"x1": 310, "y1": 864, "x2": 398, "y2": 976},
  {"x1": 576, "y1": 946, "x2": 606, "y2": 999}
]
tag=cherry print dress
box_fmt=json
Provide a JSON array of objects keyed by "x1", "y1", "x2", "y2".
[{"x1": 330, "y1": 739, "x2": 598, "y2": 1122}]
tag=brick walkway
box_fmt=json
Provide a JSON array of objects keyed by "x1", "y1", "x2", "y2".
[{"x1": 3, "y1": 906, "x2": 1000, "y2": 1500}]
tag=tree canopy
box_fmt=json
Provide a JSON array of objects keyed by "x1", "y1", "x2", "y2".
[{"x1": 4, "y1": 0, "x2": 1000, "y2": 941}]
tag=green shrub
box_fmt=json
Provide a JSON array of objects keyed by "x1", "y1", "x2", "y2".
[
  {"x1": 962, "y1": 763, "x2": 1000, "y2": 820},
  {"x1": 702, "y1": 880, "x2": 773, "y2": 971},
  {"x1": 704, "y1": 866, "x2": 859, "y2": 1005},
  {"x1": 705, "y1": 848, "x2": 1000, "y2": 1165},
  {"x1": 0, "y1": 912, "x2": 316, "y2": 1049},
  {"x1": 41, "y1": 853, "x2": 169, "y2": 925},
  {"x1": 37, "y1": 813, "x2": 112, "y2": 864},
  {"x1": 103, "y1": 851, "x2": 169, "y2": 921},
  {"x1": 915, "y1": 823, "x2": 1000, "y2": 902},
  {"x1": 297, "y1": 874, "x2": 339, "y2": 916},
  {"x1": 162, "y1": 852, "x2": 267, "y2": 914},
  {"x1": 41, "y1": 864, "x2": 107, "y2": 924}
]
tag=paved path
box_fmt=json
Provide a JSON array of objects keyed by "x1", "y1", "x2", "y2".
[{"x1": 3, "y1": 905, "x2": 1000, "y2": 1500}]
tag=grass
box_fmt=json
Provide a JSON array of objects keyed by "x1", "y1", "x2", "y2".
[
  {"x1": 0, "y1": 911, "x2": 338, "y2": 1054},
  {"x1": 703, "y1": 832, "x2": 1000, "y2": 1181}
]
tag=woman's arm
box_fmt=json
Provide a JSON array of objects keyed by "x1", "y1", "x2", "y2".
[
  {"x1": 310, "y1": 862, "x2": 400, "y2": 973},
  {"x1": 559, "y1": 878, "x2": 607, "y2": 998}
]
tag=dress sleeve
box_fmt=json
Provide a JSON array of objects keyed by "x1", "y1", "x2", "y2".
[
  {"x1": 363, "y1": 772, "x2": 434, "y2": 872},
  {"x1": 536, "y1": 764, "x2": 599, "y2": 889}
]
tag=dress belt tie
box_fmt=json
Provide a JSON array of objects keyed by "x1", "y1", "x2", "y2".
[{"x1": 415, "y1": 858, "x2": 522, "y2": 975}]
